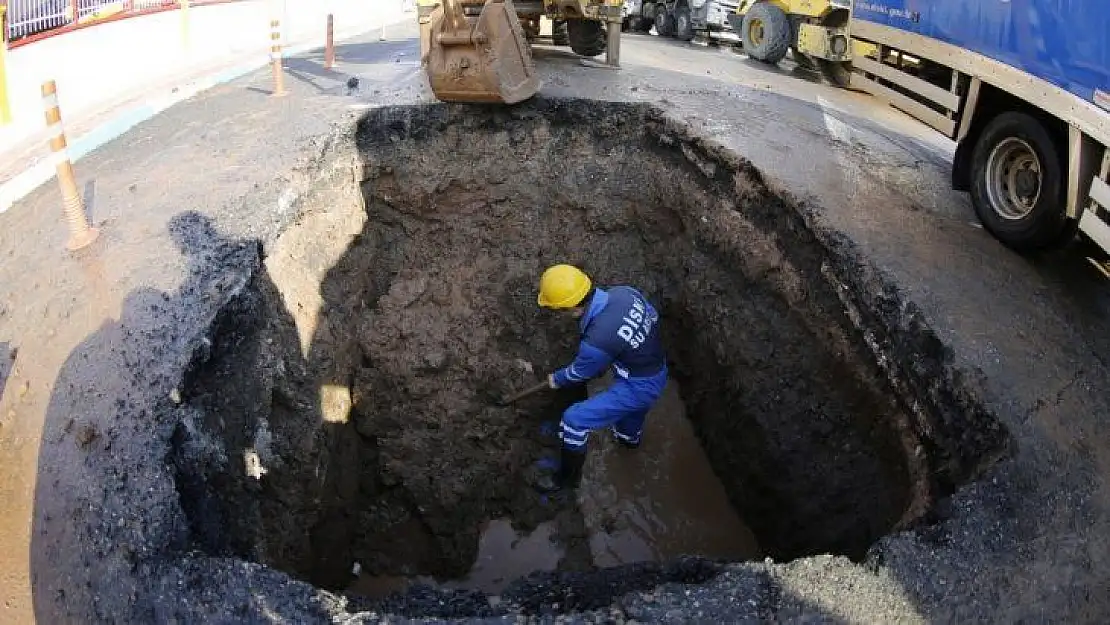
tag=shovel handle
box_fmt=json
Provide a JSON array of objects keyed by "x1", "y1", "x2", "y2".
[{"x1": 500, "y1": 379, "x2": 551, "y2": 405}]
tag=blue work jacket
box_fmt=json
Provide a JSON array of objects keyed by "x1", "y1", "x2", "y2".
[{"x1": 552, "y1": 286, "x2": 666, "y2": 388}]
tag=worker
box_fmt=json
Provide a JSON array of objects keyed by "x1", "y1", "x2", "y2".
[{"x1": 533, "y1": 264, "x2": 668, "y2": 493}]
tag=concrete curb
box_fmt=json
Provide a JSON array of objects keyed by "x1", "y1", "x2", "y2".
[{"x1": 0, "y1": 16, "x2": 413, "y2": 215}]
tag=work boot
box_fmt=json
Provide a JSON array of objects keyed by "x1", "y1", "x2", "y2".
[
  {"x1": 610, "y1": 426, "x2": 641, "y2": 450},
  {"x1": 533, "y1": 447, "x2": 587, "y2": 494}
]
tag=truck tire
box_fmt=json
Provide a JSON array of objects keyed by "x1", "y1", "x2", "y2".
[
  {"x1": 552, "y1": 20, "x2": 570, "y2": 46},
  {"x1": 655, "y1": 9, "x2": 675, "y2": 36},
  {"x1": 741, "y1": 2, "x2": 790, "y2": 64},
  {"x1": 970, "y1": 112, "x2": 1072, "y2": 251},
  {"x1": 568, "y1": 19, "x2": 607, "y2": 57},
  {"x1": 674, "y1": 6, "x2": 695, "y2": 41},
  {"x1": 636, "y1": 17, "x2": 654, "y2": 32}
]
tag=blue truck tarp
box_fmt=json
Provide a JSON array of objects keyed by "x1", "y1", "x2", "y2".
[{"x1": 852, "y1": 0, "x2": 1110, "y2": 109}]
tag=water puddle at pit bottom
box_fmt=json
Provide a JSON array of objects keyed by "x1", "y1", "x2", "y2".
[
  {"x1": 346, "y1": 377, "x2": 759, "y2": 599},
  {"x1": 579, "y1": 377, "x2": 761, "y2": 566},
  {"x1": 346, "y1": 519, "x2": 564, "y2": 598},
  {"x1": 446, "y1": 519, "x2": 564, "y2": 592}
]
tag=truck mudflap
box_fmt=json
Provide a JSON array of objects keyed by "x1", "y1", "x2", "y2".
[
  {"x1": 1080, "y1": 152, "x2": 1110, "y2": 257},
  {"x1": 726, "y1": 11, "x2": 743, "y2": 35}
]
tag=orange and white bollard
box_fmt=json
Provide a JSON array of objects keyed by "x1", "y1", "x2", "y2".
[
  {"x1": 1, "y1": 6, "x2": 11, "y2": 127},
  {"x1": 270, "y1": 18, "x2": 287, "y2": 96},
  {"x1": 325, "y1": 14, "x2": 335, "y2": 70},
  {"x1": 41, "y1": 80, "x2": 99, "y2": 251}
]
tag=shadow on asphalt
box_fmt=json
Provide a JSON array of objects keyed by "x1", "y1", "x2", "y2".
[
  {"x1": 1026, "y1": 237, "x2": 1110, "y2": 367},
  {"x1": 0, "y1": 343, "x2": 14, "y2": 406},
  {"x1": 737, "y1": 56, "x2": 823, "y2": 84},
  {"x1": 618, "y1": 31, "x2": 823, "y2": 84},
  {"x1": 29, "y1": 211, "x2": 263, "y2": 620},
  {"x1": 281, "y1": 39, "x2": 420, "y2": 95},
  {"x1": 82, "y1": 180, "x2": 99, "y2": 223}
]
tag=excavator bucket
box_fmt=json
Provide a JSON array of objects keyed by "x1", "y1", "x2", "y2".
[{"x1": 425, "y1": 0, "x2": 541, "y2": 104}]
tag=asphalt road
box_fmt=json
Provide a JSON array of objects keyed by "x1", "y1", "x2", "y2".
[{"x1": 0, "y1": 18, "x2": 1107, "y2": 623}]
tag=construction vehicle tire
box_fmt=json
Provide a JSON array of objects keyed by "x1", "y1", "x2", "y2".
[
  {"x1": 818, "y1": 59, "x2": 852, "y2": 88},
  {"x1": 674, "y1": 6, "x2": 695, "y2": 41},
  {"x1": 655, "y1": 9, "x2": 675, "y2": 36},
  {"x1": 636, "y1": 17, "x2": 654, "y2": 32},
  {"x1": 741, "y1": 1, "x2": 790, "y2": 64},
  {"x1": 552, "y1": 19, "x2": 570, "y2": 46},
  {"x1": 568, "y1": 19, "x2": 607, "y2": 57}
]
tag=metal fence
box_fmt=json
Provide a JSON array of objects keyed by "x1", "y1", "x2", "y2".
[{"x1": 3, "y1": 0, "x2": 217, "y2": 43}]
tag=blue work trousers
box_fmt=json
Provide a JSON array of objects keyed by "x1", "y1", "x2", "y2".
[{"x1": 559, "y1": 368, "x2": 668, "y2": 452}]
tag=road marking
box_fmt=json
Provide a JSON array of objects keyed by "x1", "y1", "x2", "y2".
[{"x1": 817, "y1": 95, "x2": 853, "y2": 144}]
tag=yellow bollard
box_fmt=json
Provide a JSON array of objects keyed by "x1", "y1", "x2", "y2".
[
  {"x1": 41, "y1": 80, "x2": 99, "y2": 251},
  {"x1": 179, "y1": 0, "x2": 191, "y2": 50},
  {"x1": 1, "y1": 7, "x2": 11, "y2": 126},
  {"x1": 270, "y1": 18, "x2": 287, "y2": 96}
]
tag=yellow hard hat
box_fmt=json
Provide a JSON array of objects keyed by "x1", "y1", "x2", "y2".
[{"x1": 537, "y1": 264, "x2": 592, "y2": 309}]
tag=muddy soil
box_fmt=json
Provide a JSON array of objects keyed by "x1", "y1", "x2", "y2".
[{"x1": 167, "y1": 100, "x2": 1008, "y2": 608}]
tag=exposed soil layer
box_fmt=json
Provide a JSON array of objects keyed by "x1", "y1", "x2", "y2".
[{"x1": 168, "y1": 100, "x2": 1010, "y2": 605}]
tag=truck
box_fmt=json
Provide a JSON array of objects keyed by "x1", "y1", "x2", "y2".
[
  {"x1": 623, "y1": 1, "x2": 740, "y2": 42},
  {"x1": 846, "y1": 0, "x2": 1110, "y2": 262}
]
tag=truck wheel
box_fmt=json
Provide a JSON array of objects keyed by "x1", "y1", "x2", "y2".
[
  {"x1": 568, "y1": 19, "x2": 607, "y2": 57},
  {"x1": 636, "y1": 17, "x2": 654, "y2": 32},
  {"x1": 552, "y1": 19, "x2": 570, "y2": 46},
  {"x1": 655, "y1": 9, "x2": 675, "y2": 36},
  {"x1": 674, "y1": 6, "x2": 695, "y2": 41},
  {"x1": 741, "y1": 2, "x2": 790, "y2": 64},
  {"x1": 970, "y1": 112, "x2": 1072, "y2": 251}
]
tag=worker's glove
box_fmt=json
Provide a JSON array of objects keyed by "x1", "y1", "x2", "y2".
[{"x1": 547, "y1": 373, "x2": 559, "y2": 389}]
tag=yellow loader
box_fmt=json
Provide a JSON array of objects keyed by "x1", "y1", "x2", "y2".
[
  {"x1": 416, "y1": 0, "x2": 623, "y2": 104},
  {"x1": 728, "y1": 0, "x2": 853, "y2": 87}
]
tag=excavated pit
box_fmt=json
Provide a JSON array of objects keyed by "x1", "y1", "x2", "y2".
[{"x1": 169, "y1": 100, "x2": 1009, "y2": 611}]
